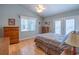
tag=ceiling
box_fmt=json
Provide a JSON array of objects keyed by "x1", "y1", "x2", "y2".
[{"x1": 22, "y1": 4, "x2": 79, "y2": 17}]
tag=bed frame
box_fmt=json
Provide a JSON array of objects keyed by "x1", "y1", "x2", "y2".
[{"x1": 34, "y1": 36, "x2": 71, "y2": 55}]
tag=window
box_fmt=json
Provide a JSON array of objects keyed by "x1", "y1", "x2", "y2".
[
  {"x1": 55, "y1": 20, "x2": 61, "y2": 34},
  {"x1": 66, "y1": 19, "x2": 75, "y2": 34},
  {"x1": 21, "y1": 16, "x2": 36, "y2": 31}
]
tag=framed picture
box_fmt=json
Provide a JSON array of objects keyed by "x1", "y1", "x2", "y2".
[
  {"x1": 45, "y1": 22, "x2": 48, "y2": 24},
  {"x1": 8, "y1": 18, "x2": 15, "y2": 25},
  {"x1": 45, "y1": 21, "x2": 50, "y2": 25}
]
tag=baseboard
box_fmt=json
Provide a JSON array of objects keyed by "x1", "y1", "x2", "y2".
[{"x1": 19, "y1": 35, "x2": 37, "y2": 41}]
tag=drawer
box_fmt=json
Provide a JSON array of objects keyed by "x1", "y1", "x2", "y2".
[
  {"x1": 10, "y1": 36, "x2": 19, "y2": 39},
  {"x1": 10, "y1": 38, "x2": 19, "y2": 44},
  {"x1": 4, "y1": 28, "x2": 12, "y2": 31},
  {"x1": 4, "y1": 27, "x2": 19, "y2": 31},
  {"x1": 10, "y1": 27, "x2": 19, "y2": 31},
  {"x1": 10, "y1": 33, "x2": 19, "y2": 37}
]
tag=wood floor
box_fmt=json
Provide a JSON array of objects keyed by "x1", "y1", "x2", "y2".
[{"x1": 9, "y1": 39, "x2": 46, "y2": 55}]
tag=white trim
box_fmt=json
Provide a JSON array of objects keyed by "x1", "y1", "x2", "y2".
[{"x1": 19, "y1": 36, "x2": 37, "y2": 41}]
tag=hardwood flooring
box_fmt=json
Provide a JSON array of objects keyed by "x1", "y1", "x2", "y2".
[{"x1": 9, "y1": 39, "x2": 46, "y2": 55}]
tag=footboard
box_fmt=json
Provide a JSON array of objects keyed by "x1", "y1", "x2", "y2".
[{"x1": 34, "y1": 37, "x2": 71, "y2": 55}]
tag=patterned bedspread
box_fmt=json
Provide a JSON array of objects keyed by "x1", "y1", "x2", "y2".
[{"x1": 34, "y1": 33, "x2": 71, "y2": 55}]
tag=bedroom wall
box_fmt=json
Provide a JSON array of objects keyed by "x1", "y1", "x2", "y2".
[
  {"x1": 43, "y1": 9, "x2": 79, "y2": 35},
  {"x1": 0, "y1": 4, "x2": 43, "y2": 40}
]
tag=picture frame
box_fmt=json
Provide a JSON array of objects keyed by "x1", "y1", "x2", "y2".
[
  {"x1": 45, "y1": 21, "x2": 50, "y2": 25},
  {"x1": 45, "y1": 22, "x2": 48, "y2": 24},
  {"x1": 8, "y1": 18, "x2": 15, "y2": 25}
]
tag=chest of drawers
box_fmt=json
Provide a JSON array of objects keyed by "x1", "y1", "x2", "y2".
[{"x1": 4, "y1": 27, "x2": 19, "y2": 44}]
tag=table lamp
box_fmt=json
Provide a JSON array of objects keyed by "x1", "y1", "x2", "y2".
[{"x1": 65, "y1": 31, "x2": 79, "y2": 55}]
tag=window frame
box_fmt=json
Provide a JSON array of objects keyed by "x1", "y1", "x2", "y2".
[
  {"x1": 20, "y1": 16, "x2": 37, "y2": 32},
  {"x1": 65, "y1": 18, "x2": 75, "y2": 35},
  {"x1": 55, "y1": 20, "x2": 61, "y2": 34}
]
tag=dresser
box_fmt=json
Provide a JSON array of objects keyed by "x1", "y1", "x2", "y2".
[
  {"x1": 42, "y1": 26, "x2": 49, "y2": 33},
  {"x1": 4, "y1": 27, "x2": 19, "y2": 44}
]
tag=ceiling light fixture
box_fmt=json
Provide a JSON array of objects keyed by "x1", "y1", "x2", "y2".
[{"x1": 35, "y1": 4, "x2": 45, "y2": 13}]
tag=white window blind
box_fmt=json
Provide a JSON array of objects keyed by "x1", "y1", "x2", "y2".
[
  {"x1": 66, "y1": 19, "x2": 75, "y2": 34},
  {"x1": 21, "y1": 16, "x2": 36, "y2": 31},
  {"x1": 55, "y1": 20, "x2": 61, "y2": 34}
]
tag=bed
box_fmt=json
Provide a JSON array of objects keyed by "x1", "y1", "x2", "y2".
[{"x1": 34, "y1": 33, "x2": 71, "y2": 55}]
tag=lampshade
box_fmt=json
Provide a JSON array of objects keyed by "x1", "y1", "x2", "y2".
[{"x1": 65, "y1": 31, "x2": 79, "y2": 47}]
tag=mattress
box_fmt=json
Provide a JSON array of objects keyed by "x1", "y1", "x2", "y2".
[{"x1": 36, "y1": 33, "x2": 65, "y2": 43}]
